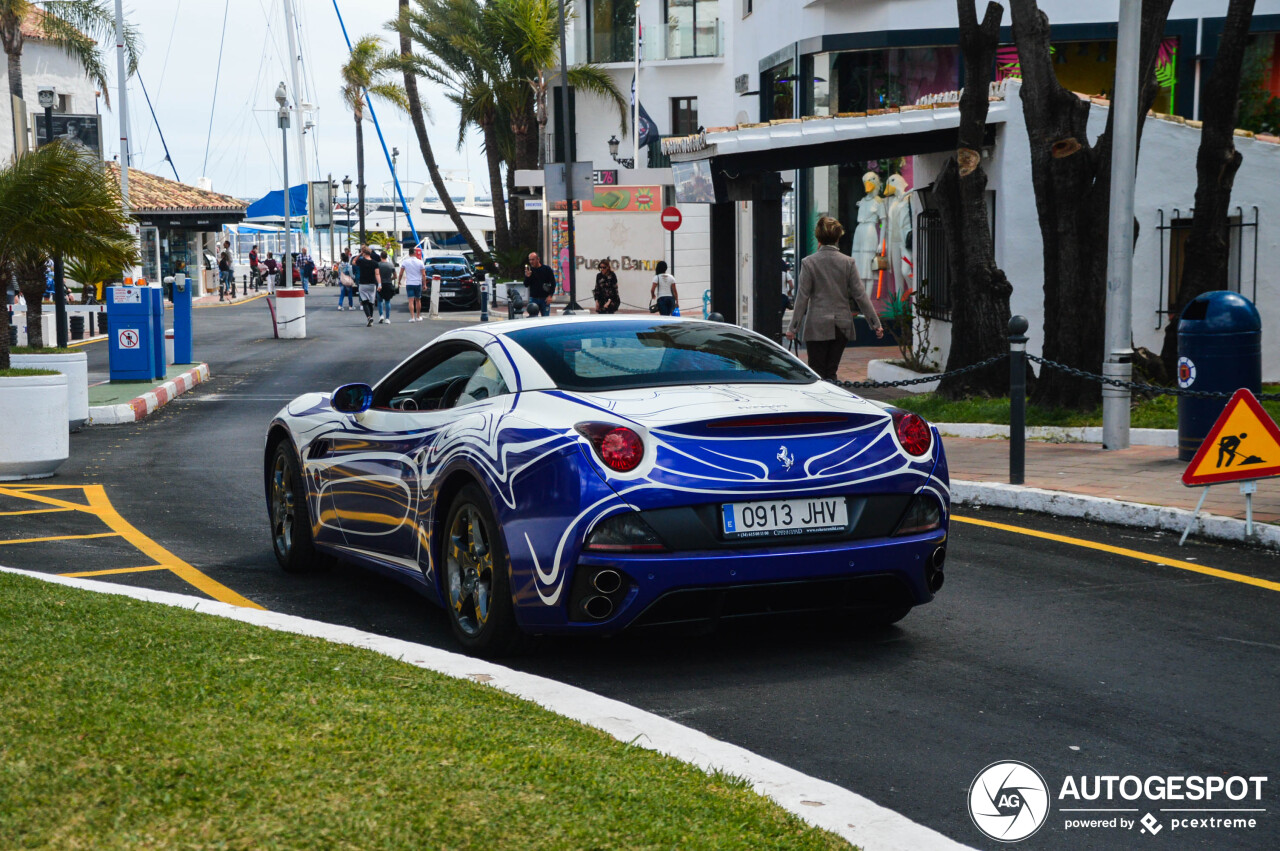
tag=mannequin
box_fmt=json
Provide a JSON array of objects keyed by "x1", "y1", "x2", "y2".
[
  {"x1": 851, "y1": 172, "x2": 884, "y2": 281},
  {"x1": 883, "y1": 174, "x2": 914, "y2": 297}
]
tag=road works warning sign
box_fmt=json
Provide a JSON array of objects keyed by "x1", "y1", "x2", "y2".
[{"x1": 1182, "y1": 389, "x2": 1280, "y2": 486}]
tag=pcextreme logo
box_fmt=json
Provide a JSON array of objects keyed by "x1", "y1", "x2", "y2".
[{"x1": 969, "y1": 762, "x2": 1270, "y2": 842}]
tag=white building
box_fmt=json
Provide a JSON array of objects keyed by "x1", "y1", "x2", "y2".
[
  {"x1": 0, "y1": 10, "x2": 104, "y2": 162},
  {"x1": 547, "y1": 1, "x2": 1280, "y2": 377}
]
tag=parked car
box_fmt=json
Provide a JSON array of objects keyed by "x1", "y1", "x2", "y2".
[
  {"x1": 264, "y1": 316, "x2": 950, "y2": 655},
  {"x1": 422, "y1": 259, "x2": 477, "y2": 309}
]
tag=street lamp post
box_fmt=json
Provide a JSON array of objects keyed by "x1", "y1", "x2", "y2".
[
  {"x1": 391, "y1": 147, "x2": 399, "y2": 253},
  {"x1": 276, "y1": 82, "x2": 291, "y2": 291},
  {"x1": 38, "y1": 86, "x2": 68, "y2": 348},
  {"x1": 607, "y1": 135, "x2": 635, "y2": 169},
  {"x1": 342, "y1": 175, "x2": 352, "y2": 254}
]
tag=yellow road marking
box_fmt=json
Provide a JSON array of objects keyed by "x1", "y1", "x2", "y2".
[
  {"x1": 0, "y1": 487, "x2": 96, "y2": 513},
  {"x1": 80, "y1": 485, "x2": 264, "y2": 609},
  {"x1": 68, "y1": 336, "x2": 104, "y2": 347},
  {"x1": 61, "y1": 565, "x2": 168, "y2": 578},
  {"x1": 0, "y1": 532, "x2": 118, "y2": 545},
  {"x1": 0, "y1": 507, "x2": 75, "y2": 516},
  {"x1": 195, "y1": 292, "x2": 267, "y2": 309},
  {"x1": 952, "y1": 514, "x2": 1280, "y2": 593}
]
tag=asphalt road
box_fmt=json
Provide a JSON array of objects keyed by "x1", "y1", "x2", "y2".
[{"x1": 6, "y1": 293, "x2": 1279, "y2": 850}]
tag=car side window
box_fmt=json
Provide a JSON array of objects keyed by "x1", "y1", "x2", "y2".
[
  {"x1": 457, "y1": 357, "x2": 509, "y2": 407},
  {"x1": 376, "y1": 349, "x2": 487, "y2": 411}
]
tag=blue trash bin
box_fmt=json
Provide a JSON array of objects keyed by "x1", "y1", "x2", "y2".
[{"x1": 1176, "y1": 291, "x2": 1262, "y2": 461}]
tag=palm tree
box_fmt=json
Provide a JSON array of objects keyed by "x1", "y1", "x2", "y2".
[
  {"x1": 0, "y1": 141, "x2": 135, "y2": 367},
  {"x1": 491, "y1": 0, "x2": 627, "y2": 171},
  {"x1": 392, "y1": 0, "x2": 490, "y2": 263},
  {"x1": 398, "y1": 0, "x2": 518, "y2": 255},
  {"x1": 339, "y1": 35, "x2": 408, "y2": 244},
  {"x1": 0, "y1": 1, "x2": 141, "y2": 132}
]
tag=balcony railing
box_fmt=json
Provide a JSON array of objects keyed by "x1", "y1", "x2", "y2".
[{"x1": 645, "y1": 18, "x2": 723, "y2": 60}]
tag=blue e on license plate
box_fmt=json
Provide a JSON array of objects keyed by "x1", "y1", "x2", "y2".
[{"x1": 721, "y1": 497, "x2": 848, "y2": 539}]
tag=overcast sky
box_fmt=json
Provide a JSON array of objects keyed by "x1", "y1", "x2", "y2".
[{"x1": 106, "y1": 0, "x2": 483, "y2": 201}]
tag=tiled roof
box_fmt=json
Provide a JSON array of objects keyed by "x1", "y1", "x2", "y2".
[
  {"x1": 22, "y1": 8, "x2": 58, "y2": 40},
  {"x1": 105, "y1": 164, "x2": 247, "y2": 214}
]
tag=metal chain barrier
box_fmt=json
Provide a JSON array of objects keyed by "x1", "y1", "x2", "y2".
[
  {"x1": 1027, "y1": 354, "x2": 1280, "y2": 401},
  {"x1": 827, "y1": 353, "x2": 1009, "y2": 390}
]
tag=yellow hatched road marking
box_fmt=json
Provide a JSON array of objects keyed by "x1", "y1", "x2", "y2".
[
  {"x1": 61, "y1": 565, "x2": 168, "y2": 578},
  {"x1": 0, "y1": 487, "x2": 97, "y2": 513},
  {"x1": 0, "y1": 507, "x2": 75, "y2": 516},
  {"x1": 0, "y1": 532, "x2": 118, "y2": 545},
  {"x1": 952, "y1": 514, "x2": 1280, "y2": 593},
  {"x1": 79, "y1": 485, "x2": 264, "y2": 609},
  {"x1": 0, "y1": 484, "x2": 263, "y2": 609}
]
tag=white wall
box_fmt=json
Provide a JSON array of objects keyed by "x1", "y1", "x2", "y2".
[
  {"x1": 0, "y1": 40, "x2": 101, "y2": 162},
  {"x1": 917, "y1": 81, "x2": 1280, "y2": 380}
]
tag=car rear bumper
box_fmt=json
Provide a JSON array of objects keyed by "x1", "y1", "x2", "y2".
[{"x1": 521, "y1": 528, "x2": 947, "y2": 635}]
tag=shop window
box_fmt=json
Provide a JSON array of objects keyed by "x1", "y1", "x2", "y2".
[
  {"x1": 1240, "y1": 33, "x2": 1280, "y2": 135},
  {"x1": 588, "y1": 0, "x2": 635, "y2": 63},
  {"x1": 997, "y1": 38, "x2": 1178, "y2": 115},
  {"x1": 816, "y1": 46, "x2": 961, "y2": 114},
  {"x1": 764, "y1": 61, "x2": 795, "y2": 121},
  {"x1": 671, "y1": 97, "x2": 698, "y2": 136}
]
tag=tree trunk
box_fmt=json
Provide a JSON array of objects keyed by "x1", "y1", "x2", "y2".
[
  {"x1": 17, "y1": 261, "x2": 45, "y2": 349},
  {"x1": 936, "y1": 1, "x2": 1014, "y2": 399},
  {"x1": 3, "y1": 17, "x2": 24, "y2": 153},
  {"x1": 397, "y1": 0, "x2": 489, "y2": 262},
  {"x1": 510, "y1": 91, "x2": 540, "y2": 253},
  {"x1": 1159, "y1": 0, "x2": 1255, "y2": 374},
  {"x1": 481, "y1": 114, "x2": 511, "y2": 255},
  {"x1": 1009, "y1": 0, "x2": 1173, "y2": 409},
  {"x1": 1, "y1": 269, "x2": 11, "y2": 369},
  {"x1": 355, "y1": 113, "x2": 367, "y2": 244}
]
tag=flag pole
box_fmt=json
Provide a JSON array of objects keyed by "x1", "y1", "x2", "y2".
[{"x1": 633, "y1": 2, "x2": 640, "y2": 169}]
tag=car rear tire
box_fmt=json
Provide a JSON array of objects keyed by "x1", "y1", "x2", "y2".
[
  {"x1": 268, "y1": 441, "x2": 326, "y2": 573},
  {"x1": 443, "y1": 484, "x2": 522, "y2": 656}
]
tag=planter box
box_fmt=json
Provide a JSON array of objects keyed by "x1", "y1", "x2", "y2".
[
  {"x1": 0, "y1": 373, "x2": 69, "y2": 480},
  {"x1": 11, "y1": 351, "x2": 89, "y2": 430},
  {"x1": 867, "y1": 359, "x2": 940, "y2": 394}
]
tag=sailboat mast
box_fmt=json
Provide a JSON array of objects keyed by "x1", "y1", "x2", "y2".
[{"x1": 282, "y1": 0, "x2": 311, "y2": 256}]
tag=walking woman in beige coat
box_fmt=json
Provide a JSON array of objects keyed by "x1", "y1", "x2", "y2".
[{"x1": 785, "y1": 216, "x2": 884, "y2": 379}]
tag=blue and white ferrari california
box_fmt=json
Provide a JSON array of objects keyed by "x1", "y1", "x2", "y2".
[{"x1": 264, "y1": 316, "x2": 949, "y2": 654}]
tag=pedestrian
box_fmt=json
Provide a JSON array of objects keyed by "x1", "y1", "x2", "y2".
[
  {"x1": 782, "y1": 262, "x2": 795, "y2": 311},
  {"x1": 593, "y1": 259, "x2": 619, "y2": 314},
  {"x1": 298, "y1": 249, "x2": 314, "y2": 294},
  {"x1": 785, "y1": 215, "x2": 884, "y2": 381},
  {"x1": 263, "y1": 252, "x2": 279, "y2": 292},
  {"x1": 217, "y1": 240, "x2": 233, "y2": 301},
  {"x1": 376, "y1": 249, "x2": 397, "y2": 324},
  {"x1": 354, "y1": 246, "x2": 381, "y2": 327},
  {"x1": 523, "y1": 251, "x2": 556, "y2": 317},
  {"x1": 399, "y1": 247, "x2": 426, "y2": 322},
  {"x1": 650, "y1": 261, "x2": 679, "y2": 316},
  {"x1": 249, "y1": 244, "x2": 261, "y2": 291},
  {"x1": 337, "y1": 250, "x2": 356, "y2": 310}
]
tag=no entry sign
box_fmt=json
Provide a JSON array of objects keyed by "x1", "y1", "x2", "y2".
[{"x1": 661, "y1": 206, "x2": 683, "y2": 232}]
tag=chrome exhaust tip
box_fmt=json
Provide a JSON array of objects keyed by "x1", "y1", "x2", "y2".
[
  {"x1": 591, "y1": 569, "x2": 623, "y2": 594},
  {"x1": 582, "y1": 595, "x2": 614, "y2": 620},
  {"x1": 927, "y1": 546, "x2": 946, "y2": 592}
]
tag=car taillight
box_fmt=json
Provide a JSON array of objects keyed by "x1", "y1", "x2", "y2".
[
  {"x1": 894, "y1": 494, "x2": 943, "y2": 535},
  {"x1": 890, "y1": 410, "x2": 932, "y2": 456},
  {"x1": 575, "y1": 423, "x2": 645, "y2": 472},
  {"x1": 460, "y1": 276, "x2": 473, "y2": 284},
  {"x1": 584, "y1": 512, "x2": 666, "y2": 552}
]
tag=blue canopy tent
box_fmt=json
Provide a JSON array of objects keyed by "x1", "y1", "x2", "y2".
[{"x1": 246, "y1": 184, "x2": 308, "y2": 221}]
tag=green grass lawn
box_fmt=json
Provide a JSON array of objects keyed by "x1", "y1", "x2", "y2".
[
  {"x1": 895, "y1": 385, "x2": 1280, "y2": 430},
  {"x1": 0, "y1": 367, "x2": 60, "y2": 377},
  {"x1": 0, "y1": 573, "x2": 853, "y2": 851}
]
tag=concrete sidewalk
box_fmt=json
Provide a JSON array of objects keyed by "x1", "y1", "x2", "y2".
[{"x1": 824, "y1": 343, "x2": 1280, "y2": 543}]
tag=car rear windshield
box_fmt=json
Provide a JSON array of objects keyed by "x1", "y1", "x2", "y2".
[
  {"x1": 426, "y1": 264, "x2": 469, "y2": 275},
  {"x1": 506, "y1": 320, "x2": 816, "y2": 391}
]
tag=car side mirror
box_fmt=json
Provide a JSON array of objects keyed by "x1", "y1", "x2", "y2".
[{"x1": 332, "y1": 383, "x2": 373, "y2": 414}]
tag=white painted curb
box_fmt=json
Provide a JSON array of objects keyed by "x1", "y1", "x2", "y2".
[
  {"x1": 953, "y1": 480, "x2": 1280, "y2": 550},
  {"x1": 0, "y1": 565, "x2": 973, "y2": 851},
  {"x1": 88, "y1": 363, "x2": 210, "y2": 425},
  {"x1": 867, "y1": 359, "x2": 938, "y2": 393},
  {"x1": 937, "y1": 423, "x2": 1177, "y2": 446}
]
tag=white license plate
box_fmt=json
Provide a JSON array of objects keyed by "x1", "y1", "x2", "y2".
[{"x1": 721, "y1": 497, "x2": 848, "y2": 539}]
